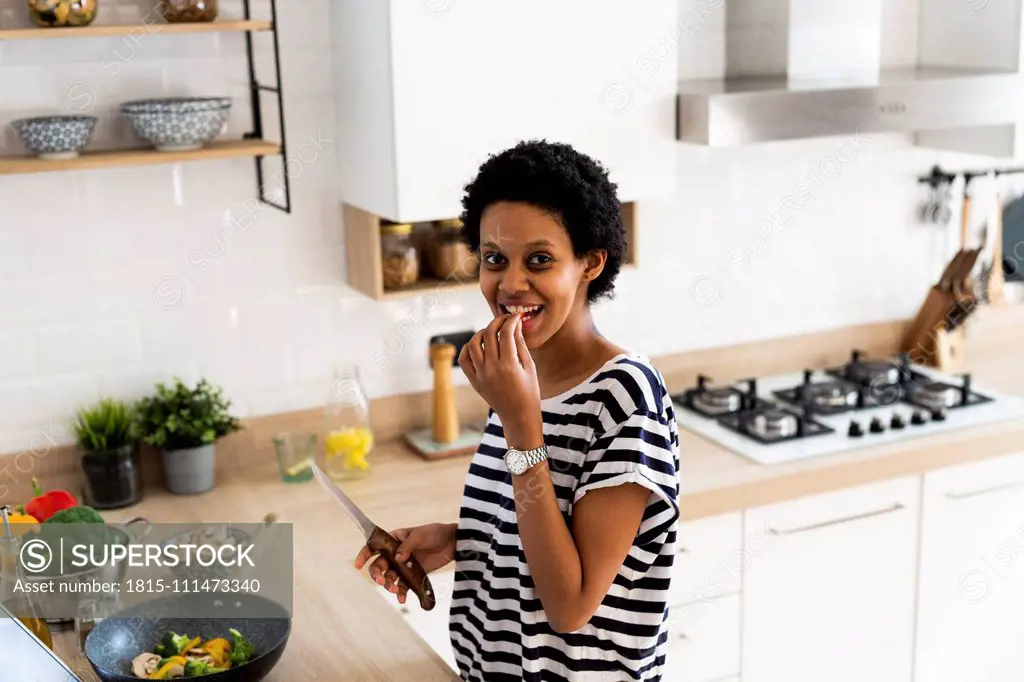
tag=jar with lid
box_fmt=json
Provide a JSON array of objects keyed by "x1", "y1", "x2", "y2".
[
  {"x1": 323, "y1": 365, "x2": 375, "y2": 481},
  {"x1": 380, "y1": 222, "x2": 420, "y2": 289},
  {"x1": 429, "y1": 219, "x2": 479, "y2": 281}
]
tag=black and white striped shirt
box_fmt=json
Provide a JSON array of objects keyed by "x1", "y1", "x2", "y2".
[{"x1": 449, "y1": 352, "x2": 681, "y2": 681}]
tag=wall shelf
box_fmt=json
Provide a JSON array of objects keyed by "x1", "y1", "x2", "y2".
[
  {"x1": 0, "y1": 20, "x2": 272, "y2": 41},
  {"x1": 0, "y1": 0, "x2": 291, "y2": 213},
  {"x1": 343, "y1": 202, "x2": 639, "y2": 301},
  {"x1": 0, "y1": 139, "x2": 281, "y2": 175}
]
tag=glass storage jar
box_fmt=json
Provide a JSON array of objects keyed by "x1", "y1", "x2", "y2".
[
  {"x1": 429, "y1": 219, "x2": 479, "y2": 281},
  {"x1": 157, "y1": 0, "x2": 218, "y2": 23},
  {"x1": 380, "y1": 222, "x2": 420, "y2": 289},
  {"x1": 323, "y1": 366, "x2": 374, "y2": 481}
]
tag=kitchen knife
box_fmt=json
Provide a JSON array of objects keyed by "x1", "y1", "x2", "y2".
[
  {"x1": 952, "y1": 248, "x2": 982, "y2": 297},
  {"x1": 938, "y1": 250, "x2": 966, "y2": 292},
  {"x1": 311, "y1": 463, "x2": 436, "y2": 611}
]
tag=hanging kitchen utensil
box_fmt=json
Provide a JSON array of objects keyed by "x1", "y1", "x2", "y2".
[
  {"x1": 922, "y1": 179, "x2": 954, "y2": 226},
  {"x1": 1000, "y1": 187, "x2": 1024, "y2": 283},
  {"x1": 919, "y1": 165, "x2": 956, "y2": 227},
  {"x1": 960, "y1": 175, "x2": 974, "y2": 248},
  {"x1": 983, "y1": 174, "x2": 1007, "y2": 305}
]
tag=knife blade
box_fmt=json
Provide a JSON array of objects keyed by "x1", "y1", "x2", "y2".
[{"x1": 312, "y1": 463, "x2": 436, "y2": 611}]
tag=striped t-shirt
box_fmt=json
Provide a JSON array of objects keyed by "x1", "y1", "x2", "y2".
[{"x1": 449, "y1": 352, "x2": 681, "y2": 681}]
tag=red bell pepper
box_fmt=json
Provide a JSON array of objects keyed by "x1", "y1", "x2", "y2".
[{"x1": 24, "y1": 478, "x2": 77, "y2": 523}]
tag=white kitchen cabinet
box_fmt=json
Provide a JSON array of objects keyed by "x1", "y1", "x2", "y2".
[
  {"x1": 915, "y1": 451, "x2": 1024, "y2": 682},
  {"x1": 664, "y1": 593, "x2": 741, "y2": 682},
  {"x1": 330, "y1": 1, "x2": 678, "y2": 223},
  {"x1": 668, "y1": 512, "x2": 744, "y2": 607},
  {"x1": 377, "y1": 569, "x2": 457, "y2": 672},
  {"x1": 742, "y1": 477, "x2": 920, "y2": 682}
]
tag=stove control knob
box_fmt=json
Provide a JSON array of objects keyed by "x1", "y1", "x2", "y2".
[
  {"x1": 869, "y1": 417, "x2": 885, "y2": 434},
  {"x1": 848, "y1": 420, "x2": 864, "y2": 438},
  {"x1": 911, "y1": 410, "x2": 928, "y2": 425},
  {"x1": 890, "y1": 413, "x2": 906, "y2": 430},
  {"x1": 931, "y1": 408, "x2": 947, "y2": 422}
]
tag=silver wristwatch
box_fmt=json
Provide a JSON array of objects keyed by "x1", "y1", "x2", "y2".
[{"x1": 504, "y1": 444, "x2": 548, "y2": 476}]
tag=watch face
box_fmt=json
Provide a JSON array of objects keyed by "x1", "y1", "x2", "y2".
[{"x1": 506, "y1": 450, "x2": 527, "y2": 475}]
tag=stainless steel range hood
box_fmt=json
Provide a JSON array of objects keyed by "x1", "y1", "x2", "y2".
[{"x1": 677, "y1": 67, "x2": 1024, "y2": 147}]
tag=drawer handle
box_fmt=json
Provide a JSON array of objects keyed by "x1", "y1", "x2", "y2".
[
  {"x1": 767, "y1": 503, "x2": 905, "y2": 536},
  {"x1": 946, "y1": 480, "x2": 1024, "y2": 500}
]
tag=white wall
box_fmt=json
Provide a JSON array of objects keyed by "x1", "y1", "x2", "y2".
[{"x1": 0, "y1": 0, "x2": 1013, "y2": 454}]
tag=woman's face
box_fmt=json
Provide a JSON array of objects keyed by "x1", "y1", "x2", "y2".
[{"x1": 477, "y1": 201, "x2": 603, "y2": 349}]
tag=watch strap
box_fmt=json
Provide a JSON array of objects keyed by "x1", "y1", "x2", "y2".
[{"x1": 519, "y1": 445, "x2": 547, "y2": 468}]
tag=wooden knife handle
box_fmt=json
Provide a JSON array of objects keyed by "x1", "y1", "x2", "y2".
[{"x1": 367, "y1": 526, "x2": 437, "y2": 611}]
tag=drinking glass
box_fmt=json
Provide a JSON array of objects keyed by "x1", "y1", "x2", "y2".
[{"x1": 272, "y1": 432, "x2": 316, "y2": 483}]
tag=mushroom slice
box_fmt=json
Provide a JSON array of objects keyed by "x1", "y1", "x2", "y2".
[
  {"x1": 186, "y1": 648, "x2": 207, "y2": 656},
  {"x1": 132, "y1": 653, "x2": 162, "y2": 678}
]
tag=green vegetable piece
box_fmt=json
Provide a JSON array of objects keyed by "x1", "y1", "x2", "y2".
[
  {"x1": 184, "y1": 660, "x2": 225, "y2": 676},
  {"x1": 154, "y1": 632, "x2": 191, "y2": 657},
  {"x1": 228, "y1": 628, "x2": 255, "y2": 666},
  {"x1": 44, "y1": 505, "x2": 104, "y2": 525}
]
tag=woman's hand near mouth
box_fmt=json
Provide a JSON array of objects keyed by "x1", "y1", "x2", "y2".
[{"x1": 459, "y1": 313, "x2": 544, "y2": 448}]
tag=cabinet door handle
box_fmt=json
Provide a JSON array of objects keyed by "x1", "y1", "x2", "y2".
[
  {"x1": 946, "y1": 480, "x2": 1024, "y2": 500},
  {"x1": 766, "y1": 503, "x2": 905, "y2": 536}
]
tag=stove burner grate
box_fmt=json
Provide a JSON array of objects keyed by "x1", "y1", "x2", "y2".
[{"x1": 716, "y1": 404, "x2": 834, "y2": 445}]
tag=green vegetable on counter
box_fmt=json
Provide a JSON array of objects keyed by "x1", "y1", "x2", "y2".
[{"x1": 44, "y1": 505, "x2": 105, "y2": 525}]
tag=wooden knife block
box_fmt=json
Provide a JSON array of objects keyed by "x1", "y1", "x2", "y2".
[
  {"x1": 934, "y1": 328, "x2": 966, "y2": 373},
  {"x1": 403, "y1": 343, "x2": 483, "y2": 460}
]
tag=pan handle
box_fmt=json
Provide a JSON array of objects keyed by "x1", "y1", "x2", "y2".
[{"x1": 120, "y1": 516, "x2": 152, "y2": 542}]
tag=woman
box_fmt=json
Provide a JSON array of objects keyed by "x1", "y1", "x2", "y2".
[{"x1": 355, "y1": 140, "x2": 681, "y2": 681}]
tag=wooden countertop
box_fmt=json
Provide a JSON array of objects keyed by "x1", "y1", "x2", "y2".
[{"x1": 53, "y1": 477, "x2": 463, "y2": 682}]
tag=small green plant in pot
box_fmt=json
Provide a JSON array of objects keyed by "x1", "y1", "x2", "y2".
[
  {"x1": 135, "y1": 378, "x2": 243, "y2": 495},
  {"x1": 74, "y1": 397, "x2": 144, "y2": 510}
]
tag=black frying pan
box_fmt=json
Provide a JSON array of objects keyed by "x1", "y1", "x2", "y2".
[{"x1": 84, "y1": 593, "x2": 291, "y2": 682}]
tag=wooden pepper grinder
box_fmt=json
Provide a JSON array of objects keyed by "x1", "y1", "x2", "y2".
[
  {"x1": 403, "y1": 342, "x2": 483, "y2": 460},
  {"x1": 431, "y1": 343, "x2": 459, "y2": 444}
]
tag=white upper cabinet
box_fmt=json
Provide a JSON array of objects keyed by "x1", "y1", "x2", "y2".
[{"x1": 331, "y1": 1, "x2": 679, "y2": 223}]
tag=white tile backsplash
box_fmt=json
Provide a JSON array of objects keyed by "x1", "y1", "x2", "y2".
[{"x1": 0, "y1": 0, "x2": 1011, "y2": 454}]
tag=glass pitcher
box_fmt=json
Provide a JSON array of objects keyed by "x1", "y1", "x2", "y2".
[{"x1": 323, "y1": 365, "x2": 375, "y2": 480}]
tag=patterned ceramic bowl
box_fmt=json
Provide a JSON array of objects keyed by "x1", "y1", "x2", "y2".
[
  {"x1": 12, "y1": 115, "x2": 98, "y2": 159},
  {"x1": 122, "y1": 103, "x2": 231, "y2": 152},
  {"x1": 120, "y1": 97, "x2": 232, "y2": 114},
  {"x1": 28, "y1": 0, "x2": 98, "y2": 27}
]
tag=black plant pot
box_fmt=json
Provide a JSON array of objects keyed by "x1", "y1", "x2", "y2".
[{"x1": 81, "y1": 444, "x2": 144, "y2": 510}]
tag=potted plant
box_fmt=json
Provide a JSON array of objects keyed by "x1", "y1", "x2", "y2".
[
  {"x1": 73, "y1": 397, "x2": 144, "y2": 509},
  {"x1": 135, "y1": 378, "x2": 242, "y2": 495}
]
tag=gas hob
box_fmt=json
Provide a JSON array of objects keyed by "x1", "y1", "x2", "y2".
[{"x1": 672, "y1": 350, "x2": 1024, "y2": 466}]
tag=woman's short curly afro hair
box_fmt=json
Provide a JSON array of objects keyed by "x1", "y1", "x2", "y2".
[{"x1": 459, "y1": 139, "x2": 625, "y2": 304}]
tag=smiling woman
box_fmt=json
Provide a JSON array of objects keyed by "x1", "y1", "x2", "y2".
[{"x1": 353, "y1": 140, "x2": 681, "y2": 682}]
